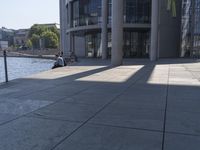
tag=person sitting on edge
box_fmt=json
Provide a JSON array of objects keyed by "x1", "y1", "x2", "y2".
[{"x1": 52, "y1": 54, "x2": 64, "y2": 69}]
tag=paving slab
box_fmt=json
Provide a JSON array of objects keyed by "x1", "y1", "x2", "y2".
[
  {"x1": 54, "y1": 124, "x2": 163, "y2": 150},
  {"x1": 39, "y1": 84, "x2": 89, "y2": 98},
  {"x1": 0, "y1": 59, "x2": 200, "y2": 150},
  {"x1": 0, "y1": 81, "x2": 55, "y2": 99},
  {"x1": 27, "y1": 102, "x2": 102, "y2": 122},
  {"x1": 90, "y1": 103, "x2": 165, "y2": 131},
  {"x1": 167, "y1": 98, "x2": 200, "y2": 113},
  {"x1": 20, "y1": 91, "x2": 66, "y2": 102},
  {"x1": 112, "y1": 84, "x2": 167, "y2": 111},
  {"x1": 0, "y1": 114, "x2": 18, "y2": 125},
  {"x1": 164, "y1": 133, "x2": 200, "y2": 150},
  {"x1": 0, "y1": 88, "x2": 20, "y2": 97},
  {"x1": 168, "y1": 85, "x2": 200, "y2": 100},
  {"x1": 61, "y1": 92, "x2": 117, "y2": 106},
  {"x1": 0, "y1": 117, "x2": 81, "y2": 150},
  {"x1": 113, "y1": 95, "x2": 166, "y2": 110},
  {"x1": 166, "y1": 111, "x2": 200, "y2": 135},
  {"x1": 0, "y1": 98, "x2": 53, "y2": 116}
]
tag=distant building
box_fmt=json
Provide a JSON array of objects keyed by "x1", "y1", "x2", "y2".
[
  {"x1": 0, "y1": 41, "x2": 8, "y2": 50},
  {"x1": 0, "y1": 27, "x2": 14, "y2": 47},
  {"x1": 14, "y1": 29, "x2": 29, "y2": 48}
]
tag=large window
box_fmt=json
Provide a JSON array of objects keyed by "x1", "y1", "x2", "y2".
[
  {"x1": 72, "y1": 0, "x2": 102, "y2": 27},
  {"x1": 124, "y1": 0, "x2": 151, "y2": 24},
  {"x1": 71, "y1": 0, "x2": 151, "y2": 26},
  {"x1": 85, "y1": 32, "x2": 101, "y2": 58},
  {"x1": 193, "y1": 0, "x2": 200, "y2": 54},
  {"x1": 124, "y1": 30, "x2": 150, "y2": 58},
  {"x1": 181, "y1": 0, "x2": 200, "y2": 57}
]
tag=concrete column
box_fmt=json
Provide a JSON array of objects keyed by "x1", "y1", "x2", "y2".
[
  {"x1": 111, "y1": 0, "x2": 123, "y2": 66},
  {"x1": 68, "y1": 1, "x2": 72, "y2": 28},
  {"x1": 59, "y1": 0, "x2": 64, "y2": 52},
  {"x1": 150, "y1": 0, "x2": 159, "y2": 61},
  {"x1": 101, "y1": 0, "x2": 108, "y2": 59},
  {"x1": 60, "y1": 0, "x2": 68, "y2": 58},
  {"x1": 69, "y1": 2, "x2": 73, "y2": 56},
  {"x1": 190, "y1": 0, "x2": 195, "y2": 57},
  {"x1": 70, "y1": 32, "x2": 74, "y2": 54}
]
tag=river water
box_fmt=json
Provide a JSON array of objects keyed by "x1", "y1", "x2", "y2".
[{"x1": 0, "y1": 57, "x2": 54, "y2": 83}]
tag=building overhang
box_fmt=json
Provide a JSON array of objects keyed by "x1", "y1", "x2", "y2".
[{"x1": 66, "y1": 23, "x2": 151, "y2": 33}]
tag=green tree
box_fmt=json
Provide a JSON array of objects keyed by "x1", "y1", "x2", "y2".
[
  {"x1": 48, "y1": 26, "x2": 59, "y2": 38},
  {"x1": 30, "y1": 34, "x2": 40, "y2": 49},
  {"x1": 28, "y1": 24, "x2": 60, "y2": 49},
  {"x1": 28, "y1": 24, "x2": 48, "y2": 38},
  {"x1": 26, "y1": 39, "x2": 32, "y2": 49},
  {"x1": 41, "y1": 31, "x2": 58, "y2": 48}
]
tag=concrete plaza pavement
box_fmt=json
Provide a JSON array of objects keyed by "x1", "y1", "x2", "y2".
[{"x1": 0, "y1": 58, "x2": 200, "y2": 150}]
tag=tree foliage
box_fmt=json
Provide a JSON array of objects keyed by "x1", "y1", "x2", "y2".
[
  {"x1": 28, "y1": 24, "x2": 48, "y2": 38},
  {"x1": 42, "y1": 31, "x2": 58, "y2": 48},
  {"x1": 30, "y1": 34, "x2": 40, "y2": 49},
  {"x1": 49, "y1": 26, "x2": 59, "y2": 38},
  {"x1": 28, "y1": 24, "x2": 59, "y2": 49},
  {"x1": 26, "y1": 39, "x2": 32, "y2": 48}
]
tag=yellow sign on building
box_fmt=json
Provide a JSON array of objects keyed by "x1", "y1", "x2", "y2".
[{"x1": 167, "y1": 0, "x2": 177, "y2": 17}]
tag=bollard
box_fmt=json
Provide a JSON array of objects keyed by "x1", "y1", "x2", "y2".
[{"x1": 3, "y1": 50, "x2": 8, "y2": 82}]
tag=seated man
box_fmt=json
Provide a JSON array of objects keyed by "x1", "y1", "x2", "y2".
[{"x1": 52, "y1": 54, "x2": 64, "y2": 69}]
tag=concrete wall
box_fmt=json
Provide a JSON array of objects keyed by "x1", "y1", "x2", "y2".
[
  {"x1": 74, "y1": 36, "x2": 85, "y2": 57},
  {"x1": 158, "y1": 0, "x2": 182, "y2": 58}
]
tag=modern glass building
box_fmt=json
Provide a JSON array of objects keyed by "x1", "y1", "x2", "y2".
[
  {"x1": 181, "y1": 0, "x2": 200, "y2": 57},
  {"x1": 60, "y1": 0, "x2": 182, "y2": 65}
]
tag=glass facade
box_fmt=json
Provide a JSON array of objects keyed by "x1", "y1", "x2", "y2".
[
  {"x1": 69, "y1": 0, "x2": 151, "y2": 58},
  {"x1": 85, "y1": 32, "x2": 112, "y2": 58},
  {"x1": 124, "y1": 0, "x2": 151, "y2": 23},
  {"x1": 72, "y1": 0, "x2": 102, "y2": 27},
  {"x1": 181, "y1": 0, "x2": 192, "y2": 57},
  {"x1": 71, "y1": 0, "x2": 151, "y2": 27},
  {"x1": 193, "y1": 0, "x2": 200, "y2": 57},
  {"x1": 85, "y1": 32, "x2": 101, "y2": 57},
  {"x1": 124, "y1": 30, "x2": 150, "y2": 58},
  {"x1": 85, "y1": 30, "x2": 150, "y2": 58},
  {"x1": 181, "y1": 0, "x2": 200, "y2": 57}
]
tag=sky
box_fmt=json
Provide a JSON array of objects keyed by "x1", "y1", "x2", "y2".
[{"x1": 0, "y1": 0, "x2": 59, "y2": 29}]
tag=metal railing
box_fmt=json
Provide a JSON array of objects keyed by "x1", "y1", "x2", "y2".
[
  {"x1": 3, "y1": 50, "x2": 8, "y2": 82},
  {"x1": 0, "y1": 50, "x2": 56, "y2": 83}
]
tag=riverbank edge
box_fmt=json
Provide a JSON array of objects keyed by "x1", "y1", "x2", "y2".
[
  {"x1": 0, "y1": 55, "x2": 55, "y2": 60},
  {"x1": 0, "y1": 55, "x2": 55, "y2": 84},
  {"x1": 0, "y1": 52, "x2": 55, "y2": 60}
]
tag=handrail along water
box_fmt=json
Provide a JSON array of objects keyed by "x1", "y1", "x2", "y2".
[{"x1": 3, "y1": 50, "x2": 8, "y2": 82}]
